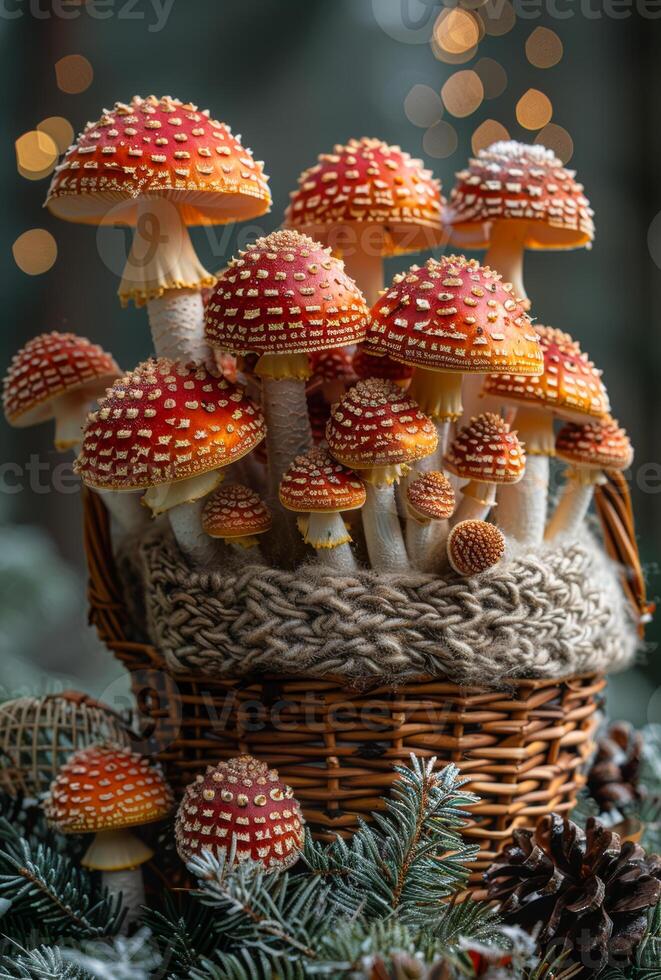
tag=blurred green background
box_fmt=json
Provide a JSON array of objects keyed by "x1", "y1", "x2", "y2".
[{"x1": 1, "y1": 0, "x2": 659, "y2": 723}]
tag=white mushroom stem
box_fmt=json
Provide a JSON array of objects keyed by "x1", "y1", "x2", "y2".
[
  {"x1": 97, "y1": 489, "x2": 150, "y2": 537},
  {"x1": 340, "y1": 235, "x2": 384, "y2": 306},
  {"x1": 120, "y1": 196, "x2": 213, "y2": 364},
  {"x1": 496, "y1": 406, "x2": 554, "y2": 544},
  {"x1": 408, "y1": 368, "x2": 462, "y2": 468},
  {"x1": 144, "y1": 470, "x2": 223, "y2": 566},
  {"x1": 362, "y1": 479, "x2": 409, "y2": 572},
  {"x1": 53, "y1": 389, "x2": 94, "y2": 451},
  {"x1": 82, "y1": 828, "x2": 153, "y2": 931},
  {"x1": 484, "y1": 219, "x2": 529, "y2": 302},
  {"x1": 406, "y1": 517, "x2": 449, "y2": 573},
  {"x1": 545, "y1": 467, "x2": 601, "y2": 541},
  {"x1": 452, "y1": 481, "x2": 496, "y2": 525},
  {"x1": 298, "y1": 511, "x2": 358, "y2": 572}
]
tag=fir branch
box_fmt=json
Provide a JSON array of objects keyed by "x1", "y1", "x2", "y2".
[
  {"x1": 61, "y1": 929, "x2": 162, "y2": 979},
  {"x1": 0, "y1": 941, "x2": 86, "y2": 979},
  {"x1": 141, "y1": 891, "x2": 224, "y2": 977}
]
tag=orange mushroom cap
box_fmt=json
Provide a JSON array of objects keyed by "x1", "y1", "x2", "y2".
[
  {"x1": 175, "y1": 755, "x2": 305, "y2": 873},
  {"x1": 443, "y1": 412, "x2": 526, "y2": 485},
  {"x1": 3, "y1": 332, "x2": 119, "y2": 429},
  {"x1": 202, "y1": 484, "x2": 271, "y2": 539},
  {"x1": 284, "y1": 137, "x2": 445, "y2": 256},
  {"x1": 44, "y1": 744, "x2": 173, "y2": 834},
  {"x1": 279, "y1": 447, "x2": 366, "y2": 514},
  {"x1": 326, "y1": 378, "x2": 438, "y2": 473},
  {"x1": 555, "y1": 417, "x2": 633, "y2": 471},
  {"x1": 447, "y1": 141, "x2": 594, "y2": 250},
  {"x1": 204, "y1": 230, "x2": 369, "y2": 359},
  {"x1": 483, "y1": 325, "x2": 610, "y2": 421},
  {"x1": 352, "y1": 345, "x2": 414, "y2": 384},
  {"x1": 366, "y1": 255, "x2": 541, "y2": 377},
  {"x1": 447, "y1": 520, "x2": 506, "y2": 576},
  {"x1": 74, "y1": 358, "x2": 265, "y2": 492},
  {"x1": 406, "y1": 471, "x2": 455, "y2": 522},
  {"x1": 45, "y1": 95, "x2": 271, "y2": 227}
]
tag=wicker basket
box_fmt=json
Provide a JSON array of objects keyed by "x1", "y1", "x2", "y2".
[{"x1": 83, "y1": 489, "x2": 630, "y2": 876}]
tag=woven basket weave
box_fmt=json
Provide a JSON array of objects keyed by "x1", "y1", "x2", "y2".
[{"x1": 81, "y1": 488, "x2": 650, "y2": 876}]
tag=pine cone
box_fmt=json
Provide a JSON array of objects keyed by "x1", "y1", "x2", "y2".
[
  {"x1": 485, "y1": 813, "x2": 661, "y2": 972},
  {"x1": 588, "y1": 721, "x2": 643, "y2": 812}
]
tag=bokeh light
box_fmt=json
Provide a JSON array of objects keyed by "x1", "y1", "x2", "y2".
[
  {"x1": 472, "y1": 119, "x2": 510, "y2": 154},
  {"x1": 480, "y1": 0, "x2": 516, "y2": 37},
  {"x1": 55, "y1": 54, "x2": 93, "y2": 94},
  {"x1": 526, "y1": 27, "x2": 563, "y2": 69},
  {"x1": 37, "y1": 117, "x2": 74, "y2": 154},
  {"x1": 404, "y1": 85, "x2": 443, "y2": 128},
  {"x1": 433, "y1": 8, "x2": 481, "y2": 54},
  {"x1": 441, "y1": 70, "x2": 484, "y2": 118},
  {"x1": 516, "y1": 89, "x2": 553, "y2": 130},
  {"x1": 12, "y1": 230, "x2": 58, "y2": 275},
  {"x1": 431, "y1": 40, "x2": 478, "y2": 65},
  {"x1": 535, "y1": 123, "x2": 574, "y2": 163},
  {"x1": 15, "y1": 130, "x2": 58, "y2": 180},
  {"x1": 423, "y1": 120, "x2": 458, "y2": 159},
  {"x1": 474, "y1": 57, "x2": 507, "y2": 100}
]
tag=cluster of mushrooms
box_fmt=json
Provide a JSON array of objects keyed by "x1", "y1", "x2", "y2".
[{"x1": 3, "y1": 96, "x2": 633, "y2": 580}]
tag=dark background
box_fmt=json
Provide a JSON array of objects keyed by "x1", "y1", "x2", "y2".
[{"x1": 1, "y1": 0, "x2": 659, "y2": 723}]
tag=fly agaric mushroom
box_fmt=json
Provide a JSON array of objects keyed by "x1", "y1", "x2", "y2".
[
  {"x1": 204, "y1": 229, "x2": 369, "y2": 545},
  {"x1": 405, "y1": 470, "x2": 455, "y2": 572},
  {"x1": 545, "y1": 418, "x2": 633, "y2": 542},
  {"x1": 326, "y1": 378, "x2": 437, "y2": 572},
  {"x1": 175, "y1": 755, "x2": 305, "y2": 873},
  {"x1": 310, "y1": 347, "x2": 356, "y2": 405},
  {"x1": 75, "y1": 358, "x2": 265, "y2": 566},
  {"x1": 447, "y1": 520, "x2": 506, "y2": 576},
  {"x1": 483, "y1": 326, "x2": 610, "y2": 545},
  {"x1": 3, "y1": 331, "x2": 119, "y2": 451},
  {"x1": 284, "y1": 137, "x2": 445, "y2": 304},
  {"x1": 443, "y1": 413, "x2": 526, "y2": 524},
  {"x1": 44, "y1": 744, "x2": 173, "y2": 926},
  {"x1": 447, "y1": 141, "x2": 594, "y2": 302},
  {"x1": 45, "y1": 95, "x2": 271, "y2": 365},
  {"x1": 366, "y1": 255, "x2": 541, "y2": 463},
  {"x1": 202, "y1": 483, "x2": 271, "y2": 553},
  {"x1": 279, "y1": 447, "x2": 366, "y2": 571},
  {"x1": 352, "y1": 345, "x2": 414, "y2": 387}
]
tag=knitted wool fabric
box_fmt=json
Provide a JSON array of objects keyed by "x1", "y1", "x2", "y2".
[{"x1": 138, "y1": 529, "x2": 638, "y2": 686}]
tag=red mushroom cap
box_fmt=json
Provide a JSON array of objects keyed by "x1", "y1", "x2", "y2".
[
  {"x1": 447, "y1": 141, "x2": 594, "y2": 249},
  {"x1": 3, "y1": 332, "x2": 119, "y2": 428},
  {"x1": 46, "y1": 95, "x2": 271, "y2": 226},
  {"x1": 406, "y1": 471, "x2": 455, "y2": 521},
  {"x1": 555, "y1": 417, "x2": 633, "y2": 471},
  {"x1": 443, "y1": 412, "x2": 526, "y2": 485},
  {"x1": 44, "y1": 744, "x2": 173, "y2": 834},
  {"x1": 447, "y1": 520, "x2": 506, "y2": 576},
  {"x1": 352, "y1": 345, "x2": 414, "y2": 384},
  {"x1": 366, "y1": 255, "x2": 541, "y2": 376},
  {"x1": 483, "y1": 325, "x2": 610, "y2": 421},
  {"x1": 284, "y1": 137, "x2": 445, "y2": 255},
  {"x1": 74, "y1": 358, "x2": 265, "y2": 491},
  {"x1": 175, "y1": 755, "x2": 305, "y2": 873},
  {"x1": 279, "y1": 447, "x2": 366, "y2": 513},
  {"x1": 202, "y1": 484, "x2": 271, "y2": 539},
  {"x1": 326, "y1": 378, "x2": 437, "y2": 473},
  {"x1": 310, "y1": 347, "x2": 356, "y2": 386}
]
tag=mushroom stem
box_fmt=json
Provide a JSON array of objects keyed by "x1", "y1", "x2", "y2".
[
  {"x1": 341, "y1": 239, "x2": 384, "y2": 306},
  {"x1": 484, "y1": 220, "x2": 529, "y2": 302},
  {"x1": 452, "y1": 481, "x2": 496, "y2": 524},
  {"x1": 53, "y1": 389, "x2": 91, "y2": 451},
  {"x1": 545, "y1": 469, "x2": 599, "y2": 541},
  {"x1": 168, "y1": 497, "x2": 221, "y2": 567},
  {"x1": 497, "y1": 455, "x2": 549, "y2": 545},
  {"x1": 97, "y1": 489, "x2": 150, "y2": 537},
  {"x1": 300, "y1": 511, "x2": 359, "y2": 572},
  {"x1": 82, "y1": 828, "x2": 153, "y2": 931},
  {"x1": 362, "y1": 482, "x2": 409, "y2": 572},
  {"x1": 146, "y1": 289, "x2": 212, "y2": 366},
  {"x1": 406, "y1": 517, "x2": 449, "y2": 573}
]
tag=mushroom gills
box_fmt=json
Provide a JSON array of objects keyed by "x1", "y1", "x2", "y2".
[{"x1": 144, "y1": 469, "x2": 224, "y2": 516}]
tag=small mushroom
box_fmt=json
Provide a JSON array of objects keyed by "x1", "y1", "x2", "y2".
[
  {"x1": 279, "y1": 448, "x2": 366, "y2": 572},
  {"x1": 202, "y1": 484, "x2": 271, "y2": 554},
  {"x1": 405, "y1": 471, "x2": 455, "y2": 572},
  {"x1": 284, "y1": 137, "x2": 445, "y2": 304},
  {"x1": 44, "y1": 744, "x2": 173, "y2": 928},
  {"x1": 326, "y1": 378, "x2": 437, "y2": 572},
  {"x1": 443, "y1": 413, "x2": 526, "y2": 524},
  {"x1": 447, "y1": 520, "x2": 506, "y2": 576},
  {"x1": 545, "y1": 418, "x2": 633, "y2": 542},
  {"x1": 310, "y1": 348, "x2": 356, "y2": 405}
]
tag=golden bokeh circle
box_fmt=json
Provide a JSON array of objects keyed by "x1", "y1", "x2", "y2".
[
  {"x1": 55, "y1": 54, "x2": 93, "y2": 94},
  {"x1": 423, "y1": 120, "x2": 458, "y2": 159},
  {"x1": 472, "y1": 119, "x2": 511, "y2": 154},
  {"x1": 526, "y1": 27, "x2": 563, "y2": 69},
  {"x1": 516, "y1": 88, "x2": 553, "y2": 130},
  {"x1": 535, "y1": 123, "x2": 574, "y2": 163},
  {"x1": 12, "y1": 229, "x2": 58, "y2": 276},
  {"x1": 37, "y1": 116, "x2": 74, "y2": 154},
  {"x1": 433, "y1": 8, "x2": 481, "y2": 54},
  {"x1": 441, "y1": 70, "x2": 484, "y2": 119},
  {"x1": 15, "y1": 130, "x2": 58, "y2": 180}
]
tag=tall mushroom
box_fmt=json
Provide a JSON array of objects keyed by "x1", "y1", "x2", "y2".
[
  {"x1": 483, "y1": 326, "x2": 610, "y2": 545},
  {"x1": 366, "y1": 255, "x2": 541, "y2": 463},
  {"x1": 284, "y1": 137, "x2": 445, "y2": 304},
  {"x1": 44, "y1": 744, "x2": 173, "y2": 927},
  {"x1": 45, "y1": 95, "x2": 271, "y2": 365},
  {"x1": 405, "y1": 471, "x2": 455, "y2": 572},
  {"x1": 326, "y1": 378, "x2": 437, "y2": 572},
  {"x1": 446, "y1": 141, "x2": 594, "y2": 304},
  {"x1": 443, "y1": 413, "x2": 526, "y2": 524},
  {"x1": 545, "y1": 418, "x2": 633, "y2": 542},
  {"x1": 204, "y1": 229, "x2": 369, "y2": 550},
  {"x1": 75, "y1": 358, "x2": 265, "y2": 566},
  {"x1": 202, "y1": 484, "x2": 271, "y2": 554},
  {"x1": 279, "y1": 447, "x2": 366, "y2": 571}
]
